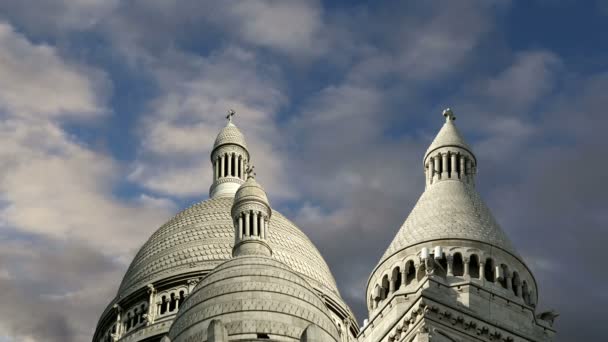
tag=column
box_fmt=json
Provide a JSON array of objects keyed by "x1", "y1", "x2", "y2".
[
  {"x1": 389, "y1": 276, "x2": 396, "y2": 294},
  {"x1": 239, "y1": 157, "x2": 245, "y2": 179},
  {"x1": 238, "y1": 215, "x2": 243, "y2": 239},
  {"x1": 238, "y1": 156, "x2": 243, "y2": 178},
  {"x1": 252, "y1": 212, "x2": 258, "y2": 236},
  {"x1": 446, "y1": 257, "x2": 454, "y2": 276},
  {"x1": 426, "y1": 161, "x2": 432, "y2": 186},
  {"x1": 479, "y1": 261, "x2": 485, "y2": 281},
  {"x1": 459, "y1": 155, "x2": 465, "y2": 180},
  {"x1": 506, "y1": 273, "x2": 512, "y2": 290},
  {"x1": 147, "y1": 285, "x2": 156, "y2": 325},
  {"x1": 213, "y1": 159, "x2": 218, "y2": 180},
  {"x1": 441, "y1": 153, "x2": 448, "y2": 179},
  {"x1": 463, "y1": 258, "x2": 470, "y2": 277},
  {"x1": 245, "y1": 211, "x2": 250, "y2": 236},
  {"x1": 227, "y1": 153, "x2": 232, "y2": 177},
  {"x1": 433, "y1": 155, "x2": 440, "y2": 182},
  {"x1": 114, "y1": 304, "x2": 122, "y2": 338},
  {"x1": 465, "y1": 159, "x2": 472, "y2": 183},
  {"x1": 450, "y1": 153, "x2": 457, "y2": 178},
  {"x1": 401, "y1": 268, "x2": 407, "y2": 286},
  {"x1": 260, "y1": 217, "x2": 265, "y2": 239},
  {"x1": 220, "y1": 155, "x2": 225, "y2": 178}
]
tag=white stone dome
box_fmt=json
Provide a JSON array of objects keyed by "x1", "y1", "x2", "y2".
[
  {"x1": 168, "y1": 255, "x2": 340, "y2": 342},
  {"x1": 114, "y1": 196, "x2": 348, "y2": 311},
  {"x1": 213, "y1": 122, "x2": 247, "y2": 151},
  {"x1": 233, "y1": 177, "x2": 269, "y2": 207}
]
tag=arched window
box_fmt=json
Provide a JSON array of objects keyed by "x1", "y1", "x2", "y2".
[
  {"x1": 436, "y1": 255, "x2": 447, "y2": 277},
  {"x1": 512, "y1": 272, "x2": 520, "y2": 297},
  {"x1": 405, "y1": 261, "x2": 416, "y2": 285},
  {"x1": 169, "y1": 293, "x2": 177, "y2": 312},
  {"x1": 381, "y1": 275, "x2": 389, "y2": 299},
  {"x1": 160, "y1": 295, "x2": 168, "y2": 315},
  {"x1": 522, "y1": 281, "x2": 530, "y2": 305},
  {"x1": 417, "y1": 264, "x2": 426, "y2": 281},
  {"x1": 453, "y1": 253, "x2": 464, "y2": 276},
  {"x1": 499, "y1": 264, "x2": 509, "y2": 288},
  {"x1": 392, "y1": 267, "x2": 401, "y2": 292},
  {"x1": 469, "y1": 254, "x2": 480, "y2": 279},
  {"x1": 231, "y1": 153, "x2": 236, "y2": 176},
  {"x1": 484, "y1": 258, "x2": 495, "y2": 282}
]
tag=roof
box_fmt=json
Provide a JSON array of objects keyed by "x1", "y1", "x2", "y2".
[
  {"x1": 424, "y1": 119, "x2": 473, "y2": 161},
  {"x1": 168, "y1": 255, "x2": 340, "y2": 342},
  {"x1": 379, "y1": 180, "x2": 518, "y2": 265},
  {"x1": 213, "y1": 122, "x2": 247, "y2": 150},
  {"x1": 234, "y1": 177, "x2": 269, "y2": 207},
  {"x1": 116, "y1": 196, "x2": 343, "y2": 302}
]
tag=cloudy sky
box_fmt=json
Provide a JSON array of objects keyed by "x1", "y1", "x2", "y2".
[{"x1": 0, "y1": 0, "x2": 605, "y2": 341}]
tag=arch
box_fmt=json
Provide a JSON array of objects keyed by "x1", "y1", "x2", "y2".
[
  {"x1": 392, "y1": 267, "x2": 402, "y2": 292},
  {"x1": 522, "y1": 281, "x2": 530, "y2": 305},
  {"x1": 469, "y1": 254, "x2": 480, "y2": 279},
  {"x1": 512, "y1": 271, "x2": 521, "y2": 297},
  {"x1": 169, "y1": 292, "x2": 177, "y2": 312},
  {"x1": 381, "y1": 275, "x2": 389, "y2": 300},
  {"x1": 436, "y1": 254, "x2": 447, "y2": 277},
  {"x1": 405, "y1": 260, "x2": 416, "y2": 285},
  {"x1": 499, "y1": 264, "x2": 509, "y2": 288},
  {"x1": 452, "y1": 253, "x2": 464, "y2": 277},
  {"x1": 484, "y1": 258, "x2": 495, "y2": 282},
  {"x1": 160, "y1": 295, "x2": 168, "y2": 315},
  {"x1": 417, "y1": 264, "x2": 426, "y2": 281}
]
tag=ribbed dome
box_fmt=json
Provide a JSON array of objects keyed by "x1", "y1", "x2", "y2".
[
  {"x1": 379, "y1": 177, "x2": 518, "y2": 265},
  {"x1": 234, "y1": 177, "x2": 269, "y2": 206},
  {"x1": 168, "y1": 256, "x2": 340, "y2": 342},
  {"x1": 424, "y1": 117, "x2": 472, "y2": 161},
  {"x1": 116, "y1": 197, "x2": 345, "y2": 306},
  {"x1": 213, "y1": 122, "x2": 247, "y2": 150}
]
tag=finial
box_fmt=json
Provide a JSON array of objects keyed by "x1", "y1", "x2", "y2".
[
  {"x1": 246, "y1": 165, "x2": 256, "y2": 178},
  {"x1": 442, "y1": 108, "x2": 456, "y2": 122},
  {"x1": 226, "y1": 109, "x2": 236, "y2": 123}
]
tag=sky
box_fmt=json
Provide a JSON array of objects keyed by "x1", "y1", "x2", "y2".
[{"x1": 0, "y1": 0, "x2": 605, "y2": 341}]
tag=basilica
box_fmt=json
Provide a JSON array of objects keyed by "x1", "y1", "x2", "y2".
[{"x1": 93, "y1": 109, "x2": 557, "y2": 342}]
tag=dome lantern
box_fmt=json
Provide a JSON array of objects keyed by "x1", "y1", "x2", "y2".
[
  {"x1": 231, "y1": 166, "x2": 273, "y2": 257},
  {"x1": 423, "y1": 108, "x2": 477, "y2": 188},
  {"x1": 209, "y1": 109, "x2": 251, "y2": 198}
]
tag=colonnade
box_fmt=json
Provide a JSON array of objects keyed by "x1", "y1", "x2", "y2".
[
  {"x1": 426, "y1": 151, "x2": 475, "y2": 185},
  {"x1": 236, "y1": 210, "x2": 268, "y2": 239},
  {"x1": 213, "y1": 152, "x2": 247, "y2": 180}
]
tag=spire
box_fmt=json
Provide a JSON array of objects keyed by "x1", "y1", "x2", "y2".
[
  {"x1": 209, "y1": 109, "x2": 251, "y2": 198},
  {"x1": 423, "y1": 108, "x2": 477, "y2": 188},
  {"x1": 231, "y1": 166, "x2": 272, "y2": 257}
]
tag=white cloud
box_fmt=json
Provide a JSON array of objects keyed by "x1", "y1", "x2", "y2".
[{"x1": 0, "y1": 21, "x2": 108, "y2": 120}]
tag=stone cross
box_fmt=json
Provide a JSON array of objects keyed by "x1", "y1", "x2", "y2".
[
  {"x1": 226, "y1": 109, "x2": 236, "y2": 122},
  {"x1": 246, "y1": 165, "x2": 256, "y2": 178},
  {"x1": 442, "y1": 108, "x2": 456, "y2": 121}
]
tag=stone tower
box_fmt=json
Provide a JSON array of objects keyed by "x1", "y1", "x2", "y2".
[{"x1": 359, "y1": 109, "x2": 556, "y2": 342}]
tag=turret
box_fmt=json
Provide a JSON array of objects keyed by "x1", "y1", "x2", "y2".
[
  {"x1": 209, "y1": 110, "x2": 251, "y2": 198},
  {"x1": 231, "y1": 166, "x2": 272, "y2": 257},
  {"x1": 423, "y1": 108, "x2": 477, "y2": 188}
]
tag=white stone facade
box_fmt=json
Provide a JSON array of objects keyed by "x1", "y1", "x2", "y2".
[{"x1": 93, "y1": 110, "x2": 556, "y2": 342}]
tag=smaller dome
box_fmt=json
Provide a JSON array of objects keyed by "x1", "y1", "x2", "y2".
[
  {"x1": 168, "y1": 256, "x2": 340, "y2": 342},
  {"x1": 234, "y1": 177, "x2": 269, "y2": 207},
  {"x1": 213, "y1": 122, "x2": 248, "y2": 150}
]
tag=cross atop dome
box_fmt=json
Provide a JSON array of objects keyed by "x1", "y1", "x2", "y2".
[
  {"x1": 442, "y1": 108, "x2": 455, "y2": 121},
  {"x1": 226, "y1": 109, "x2": 236, "y2": 123}
]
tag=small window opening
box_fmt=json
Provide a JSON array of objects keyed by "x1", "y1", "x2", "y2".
[
  {"x1": 453, "y1": 253, "x2": 464, "y2": 276},
  {"x1": 257, "y1": 333, "x2": 270, "y2": 339}
]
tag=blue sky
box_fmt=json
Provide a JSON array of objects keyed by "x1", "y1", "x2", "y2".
[{"x1": 0, "y1": 1, "x2": 606, "y2": 341}]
